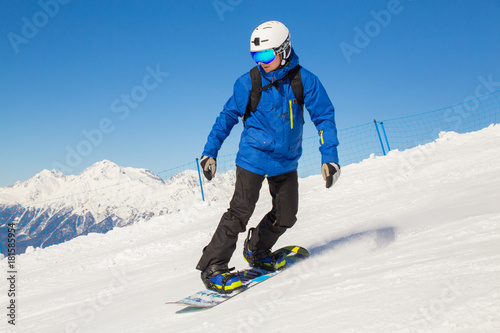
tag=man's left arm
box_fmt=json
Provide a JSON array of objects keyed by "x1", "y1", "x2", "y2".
[{"x1": 302, "y1": 69, "x2": 340, "y2": 188}]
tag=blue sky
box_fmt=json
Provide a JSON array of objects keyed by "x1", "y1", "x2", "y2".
[{"x1": 1, "y1": 0, "x2": 499, "y2": 187}]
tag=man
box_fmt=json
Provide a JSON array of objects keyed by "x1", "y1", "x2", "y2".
[{"x1": 197, "y1": 21, "x2": 340, "y2": 293}]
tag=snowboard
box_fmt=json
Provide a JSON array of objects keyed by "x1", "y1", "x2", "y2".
[{"x1": 167, "y1": 245, "x2": 309, "y2": 313}]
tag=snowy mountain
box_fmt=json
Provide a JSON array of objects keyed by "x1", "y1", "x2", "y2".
[
  {"x1": 0, "y1": 125, "x2": 498, "y2": 332},
  {"x1": 0, "y1": 160, "x2": 235, "y2": 255}
]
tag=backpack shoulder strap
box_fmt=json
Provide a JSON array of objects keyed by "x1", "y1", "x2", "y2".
[
  {"x1": 288, "y1": 65, "x2": 303, "y2": 106},
  {"x1": 243, "y1": 66, "x2": 262, "y2": 125},
  {"x1": 243, "y1": 65, "x2": 304, "y2": 125}
]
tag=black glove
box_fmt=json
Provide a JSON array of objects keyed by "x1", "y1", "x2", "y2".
[
  {"x1": 321, "y1": 162, "x2": 341, "y2": 188},
  {"x1": 200, "y1": 155, "x2": 217, "y2": 180}
]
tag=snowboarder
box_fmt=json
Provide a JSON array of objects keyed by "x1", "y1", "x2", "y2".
[{"x1": 197, "y1": 21, "x2": 340, "y2": 293}]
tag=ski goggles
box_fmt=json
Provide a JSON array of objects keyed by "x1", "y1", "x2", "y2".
[{"x1": 251, "y1": 48, "x2": 277, "y2": 64}]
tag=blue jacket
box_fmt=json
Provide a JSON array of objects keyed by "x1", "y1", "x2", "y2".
[{"x1": 203, "y1": 49, "x2": 339, "y2": 177}]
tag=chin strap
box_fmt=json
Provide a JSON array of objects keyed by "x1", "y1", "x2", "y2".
[{"x1": 279, "y1": 56, "x2": 291, "y2": 68}]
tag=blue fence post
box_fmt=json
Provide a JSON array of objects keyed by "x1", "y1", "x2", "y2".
[
  {"x1": 379, "y1": 121, "x2": 391, "y2": 152},
  {"x1": 373, "y1": 119, "x2": 386, "y2": 155},
  {"x1": 195, "y1": 158, "x2": 205, "y2": 201}
]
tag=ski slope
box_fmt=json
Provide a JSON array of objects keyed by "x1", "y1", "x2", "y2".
[{"x1": 2, "y1": 125, "x2": 500, "y2": 332}]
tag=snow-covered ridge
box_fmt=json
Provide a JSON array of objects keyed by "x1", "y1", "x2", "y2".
[
  {"x1": 0, "y1": 159, "x2": 236, "y2": 212},
  {"x1": 0, "y1": 159, "x2": 236, "y2": 254},
  {"x1": 1, "y1": 160, "x2": 163, "y2": 206}
]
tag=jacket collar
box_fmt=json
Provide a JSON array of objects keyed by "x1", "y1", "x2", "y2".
[{"x1": 258, "y1": 48, "x2": 300, "y2": 83}]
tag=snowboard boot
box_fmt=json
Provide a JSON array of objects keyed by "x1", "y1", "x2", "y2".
[
  {"x1": 243, "y1": 227, "x2": 286, "y2": 272},
  {"x1": 200, "y1": 264, "x2": 243, "y2": 294}
]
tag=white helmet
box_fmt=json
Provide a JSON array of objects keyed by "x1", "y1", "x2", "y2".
[{"x1": 250, "y1": 21, "x2": 291, "y2": 65}]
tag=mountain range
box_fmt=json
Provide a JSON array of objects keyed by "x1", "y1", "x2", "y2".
[{"x1": 0, "y1": 160, "x2": 235, "y2": 255}]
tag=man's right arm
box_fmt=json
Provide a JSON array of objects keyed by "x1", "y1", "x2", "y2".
[{"x1": 202, "y1": 74, "x2": 251, "y2": 158}]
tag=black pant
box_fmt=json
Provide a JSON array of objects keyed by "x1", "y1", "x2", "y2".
[{"x1": 196, "y1": 166, "x2": 299, "y2": 272}]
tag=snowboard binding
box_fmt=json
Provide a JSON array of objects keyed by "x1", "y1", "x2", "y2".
[
  {"x1": 200, "y1": 264, "x2": 243, "y2": 294},
  {"x1": 243, "y1": 228, "x2": 286, "y2": 272}
]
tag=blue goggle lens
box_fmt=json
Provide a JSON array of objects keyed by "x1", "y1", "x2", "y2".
[{"x1": 251, "y1": 49, "x2": 276, "y2": 64}]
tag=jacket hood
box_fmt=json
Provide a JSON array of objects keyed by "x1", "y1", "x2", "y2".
[{"x1": 258, "y1": 48, "x2": 300, "y2": 82}]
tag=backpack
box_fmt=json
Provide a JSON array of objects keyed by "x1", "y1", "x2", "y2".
[{"x1": 242, "y1": 65, "x2": 304, "y2": 125}]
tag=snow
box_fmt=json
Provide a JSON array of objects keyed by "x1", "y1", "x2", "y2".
[{"x1": 1, "y1": 125, "x2": 500, "y2": 332}]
